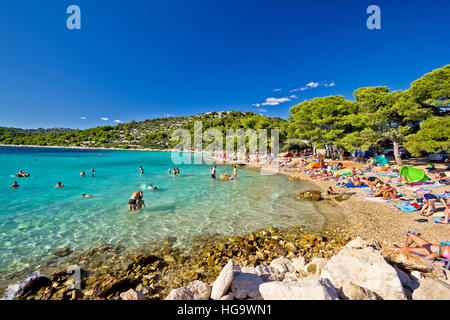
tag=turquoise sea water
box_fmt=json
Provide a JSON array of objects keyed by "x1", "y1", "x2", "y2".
[{"x1": 0, "y1": 146, "x2": 325, "y2": 284}]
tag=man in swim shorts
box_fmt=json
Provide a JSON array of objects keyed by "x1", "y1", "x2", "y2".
[
  {"x1": 211, "y1": 166, "x2": 216, "y2": 180},
  {"x1": 129, "y1": 190, "x2": 143, "y2": 212}
]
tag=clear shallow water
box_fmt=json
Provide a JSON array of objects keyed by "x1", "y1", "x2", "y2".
[{"x1": 0, "y1": 146, "x2": 325, "y2": 282}]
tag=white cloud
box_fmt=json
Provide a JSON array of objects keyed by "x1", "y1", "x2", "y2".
[
  {"x1": 272, "y1": 88, "x2": 282, "y2": 92},
  {"x1": 306, "y1": 82, "x2": 319, "y2": 88},
  {"x1": 289, "y1": 94, "x2": 298, "y2": 99},
  {"x1": 261, "y1": 97, "x2": 291, "y2": 106},
  {"x1": 258, "y1": 108, "x2": 268, "y2": 113},
  {"x1": 289, "y1": 87, "x2": 308, "y2": 93},
  {"x1": 100, "y1": 117, "x2": 109, "y2": 121},
  {"x1": 252, "y1": 103, "x2": 261, "y2": 107},
  {"x1": 324, "y1": 81, "x2": 336, "y2": 87},
  {"x1": 114, "y1": 120, "x2": 122, "y2": 123},
  {"x1": 81, "y1": 116, "x2": 86, "y2": 120}
]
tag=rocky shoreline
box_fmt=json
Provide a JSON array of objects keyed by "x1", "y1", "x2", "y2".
[{"x1": 6, "y1": 224, "x2": 353, "y2": 300}]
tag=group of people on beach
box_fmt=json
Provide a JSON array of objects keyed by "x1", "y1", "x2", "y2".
[{"x1": 281, "y1": 151, "x2": 450, "y2": 268}]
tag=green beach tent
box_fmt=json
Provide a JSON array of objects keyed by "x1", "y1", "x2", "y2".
[
  {"x1": 399, "y1": 166, "x2": 430, "y2": 182},
  {"x1": 373, "y1": 156, "x2": 389, "y2": 166}
]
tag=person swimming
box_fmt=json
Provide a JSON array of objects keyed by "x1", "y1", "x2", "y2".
[
  {"x1": 82, "y1": 194, "x2": 92, "y2": 198},
  {"x1": 148, "y1": 184, "x2": 158, "y2": 190},
  {"x1": 16, "y1": 170, "x2": 30, "y2": 178},
  {"x1": 11, "y1": 181, "x2": 19, "y2": 188},
  {"x1": 55, "y1": 182, "x2": 64, "y2": 188},
  {"x1": 80, "y1": 171, "x2": 86, "y2": 176},
  {"x1": 139, "y1": 166, "x2": 144, "y2": 174}
]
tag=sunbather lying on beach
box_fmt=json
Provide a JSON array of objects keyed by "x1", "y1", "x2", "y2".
[
  {"x1": 374, "y1": 234, "x2": 450, "y2": 261},
  {"x1": 420, "y1": 193, "x2": 449, "y2": 217}
]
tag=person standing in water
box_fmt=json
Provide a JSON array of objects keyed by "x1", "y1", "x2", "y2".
[
  {"x1": 129, "y1": 190, "x2": 143, "y2": 212},
  {"x1": 232, "y1": 165, "x2": 238, "y2": 179},
  {"x1": 210, "y1": 166, "x2": 216, "y2": 180},
  {"x1": 139, "y1": 166, "x2": 144, "y2": 174},
  {"x1": 137, "y1": 195, "x2": 146, "y2": 210}
]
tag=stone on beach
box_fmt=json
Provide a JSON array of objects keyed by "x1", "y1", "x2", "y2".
[
  {"x1": 320, "y1": 243, "x2": 407, "y2": 300},
  {"x1": 291, "y1": 257, "x2": 307, "y2": 272},
  {"x1": 269, "y1": 256, "x2": 295, "y2": 274},
  {"x1": 187, "y1": 280, "x2": 211, "y2": 300},
  {"x1": 230, "y1": 271, "x2": 263, "y2": 299},
  {"x1": 381, "y1": 247, "x2": 434, "y2": 273},
  {"x1": 303, "y1": 258, "x2": 329, "y2": 276},
  {"x1": 164, "y1": 286, "x2": 195, "y2": 300},
  {"x1": 120, "y1": 289, "x2": 147, "y2": 300},
  {"x1": 210, "y1": 259, "x2": 238, "y2": 300},
  {"x1": 412, "y1": 277, "x2": 450, "y2": 300},
  {"x1": 259, "y1": 277, "x2": 338, "y2": 300},
  {"x1": 338, "y1": 282, "x2": 381, "y2": 300}
]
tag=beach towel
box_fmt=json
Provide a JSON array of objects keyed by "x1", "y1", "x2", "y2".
[
  {"x1": 345, "y1": 182, "x2": 369, "y2": 188},
  {"x1": 365, "y1": 197, "x2": 392, "y2": 202},
  {"x1": 428, "y1": 184, "x2": 446, "y2": 188},
  {"x1": 395, "y1": 204, "x2": 419, "y2": 212},
  {"x1": 433, "y1": 217, "x2": 449, "y2": 224}
]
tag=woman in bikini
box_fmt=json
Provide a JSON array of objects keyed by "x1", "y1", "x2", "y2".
[
  {"x1": 375, "y1": 233, "x2": 450, "y2": 262},
  {"x1": 420, "y1": 193, "x2": 449, "y2": 217}
]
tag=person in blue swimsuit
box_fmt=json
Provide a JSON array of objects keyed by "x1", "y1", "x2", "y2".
[{"x1": 420, "y1": 193, "x2": 449, "y2": 217}]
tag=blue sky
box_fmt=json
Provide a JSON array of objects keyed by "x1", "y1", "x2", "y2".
[{"x1": 0, "y1": 0, "x2": 449, "y2": 129}]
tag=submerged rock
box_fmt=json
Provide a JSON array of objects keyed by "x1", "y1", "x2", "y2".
[
  {"x1": 293, "y1": 190, "x2": 323, "y2": 201},
  {"x1": 92, "y1": 274, "x2": 134, "y2": 298},
  {"x1": 51, "y1": 247, "x2": 72, "y2": 257}
]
